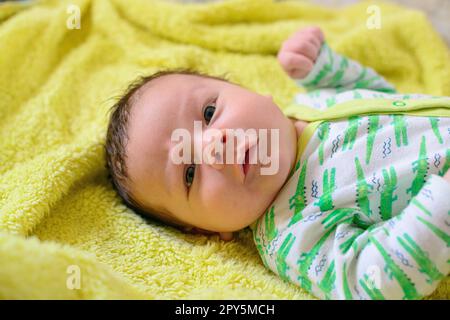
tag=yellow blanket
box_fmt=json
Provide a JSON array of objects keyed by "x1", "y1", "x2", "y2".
[{"x1": 0, "y1": 0, "x2": 449, "y2": 299}]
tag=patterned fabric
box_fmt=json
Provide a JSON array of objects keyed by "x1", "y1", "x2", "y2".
[{"x1": 251, "y1": 43, "x2": 450, "y2": 300}]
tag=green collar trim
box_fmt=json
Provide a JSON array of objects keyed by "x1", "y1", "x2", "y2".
[{"x1": 283, "y1": 97, "x2": 450, "y2": 122}]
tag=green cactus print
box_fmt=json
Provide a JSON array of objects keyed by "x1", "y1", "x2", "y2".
[
  {"x1": 379, "y1": 166, "x2": 398, "y2": 221},
  {"x1": 297, "y1": 224, "x2": 338, "y2": 292},
  {"x1": 289, "y1": 161, "x2": 308, "y2": 226},
  {"x1": 305, "y1": 45, "x2": 334, "y2": 88},
  {"x1": 329, "y1": 57, "x2": 349, "y2": 88},
  {"x1": 250, "y1": 39, "x2": 450, "y2": 300},
  {"x1": 353, "y1": 90, "x2": 362, "y2": 99},
  {"x1": 397, "y1": 233, "x2": 444, "y2": 284},
  {"x1": 411, "y1": 198, "x2": 432, "y2": 217},
  {"x1": 317, "y1": 260, "x2": 336, "y2": 299},
  {"x1": 307, "y1": 90, "x2": 321, "y2": 98},
  {"x1": 366, "y1": 115, "x2": 382, "y2": 164},
  {"x1": 439, "y1": 149, "x2": 450, "y2": 176},
  {"x1": 429, "y1": 117, "x2": 443, "y2": 144},
  {"x1": 355, "y1": 76, "x2": 380, "y2": 90},
  {"x1": 353, "y1": 213, "x2": 372, "y2": 229},
  {"x1": 306, "y1": 63, "x2": 332, "y2": 88},
  {"x1": 314, "y1": 168, "x2": 336, "y2": 211},
  {"x1": 351, "y1": 69, "x2": 367, "y2": 89},
  {"x1": 355, "y1": 157, "x2": 373, "y2": 217},
  {"x1": 276, "y1": 233, "x2": 296, "y2": 281},
  {"x1": 342, "y1": 116, "x2": 361, "y2": 151},
  {"x1": 339, "y1": 229, "x2": 364, "y2": 254},
  {"x1": 342, "y1": 262, "x2": 353, "y2": 299},
  {"x1": 326, "y1": 96, "x2": 336, "y2": 108},
  {"x1": 416, "y1": 216, "x2": 450, "y2": 247},
  {"x1": 254, "y1": 240, "x2": 270, "y2": 269},
  {"x1": 381, "y1": 227, "x2": 390, "y2": 236},
  {"x1": 317, "y1": 122, "x2": 330, "y2": 165},
  {"x1": 294, "y1": 160, "x2": 301, "y2": 172},
  {"x1": 406, "y1": 136, "x2": 429, "y2": 198},
  {"x1": 368, "y1": 235, "x2": 420, "y2": 299},
  {"x1": 391, "y1": 115, "x2": 408, "y2": 147},
  {"x1": 287, "y1": 159, "x2": 302, "y2": 181},
  {"x1": 359, "y1": 273, "x2": 385, "y2": 300},
  {"x1": 265, "y1": 205, "x2": 278, "y2": 243},
  {"x1": 335, "y1": 86, "x2": 348, "y2": 94},
  {"x1": 322, "y1": 208, "x2": 355, "y2": 230},
  {"x1": 353, "y1": 70, "x2": 381, "y2": 89},
  {"x1": 253, "y1": 220, "x2": 270, "y2": 269}
]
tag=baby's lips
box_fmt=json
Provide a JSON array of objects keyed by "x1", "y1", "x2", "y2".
[{"x1": 235, "y1": 134, "x2": 258, "y2": 164}]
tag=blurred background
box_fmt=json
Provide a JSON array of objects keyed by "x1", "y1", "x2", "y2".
[{"x1": 172, "y1": 0, "x2": 450, "y2": 46}]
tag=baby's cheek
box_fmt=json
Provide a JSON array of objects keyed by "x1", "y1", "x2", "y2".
[{"x1": 198, "y1": 179, "x2": 244, "y2": 213}]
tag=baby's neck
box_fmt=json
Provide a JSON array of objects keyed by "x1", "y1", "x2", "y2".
[{"x1": 289, "y1": 117, "x2": 309, "y2": 140}]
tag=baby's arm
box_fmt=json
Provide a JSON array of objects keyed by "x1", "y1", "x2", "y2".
[
  {"x1": 259, "y1": 174, "x2": 450, "y2": 300},
  {"x1": 278, "y1": 27, "x2": 397, "y2": 93}
]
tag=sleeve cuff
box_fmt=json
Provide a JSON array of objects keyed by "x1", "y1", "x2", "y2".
[{"x1": 295, "y1": 42, "x2": 330, "y2": 87}]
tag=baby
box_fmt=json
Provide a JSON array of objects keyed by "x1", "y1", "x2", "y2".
[{"x1": 105, "y1": 27, "x2": 450, "y2": 299}]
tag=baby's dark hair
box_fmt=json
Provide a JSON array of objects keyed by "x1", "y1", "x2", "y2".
[{"x1": 104, "y1": 69, "x2": 229, "y2": 231}]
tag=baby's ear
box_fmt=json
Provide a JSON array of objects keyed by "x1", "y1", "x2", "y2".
[
  {"x1": 218, "y1": 232, "x2": 234, "y2": 242},
  {"x1": 185, "y1": 227, "x2": 234, "y2": 241}
]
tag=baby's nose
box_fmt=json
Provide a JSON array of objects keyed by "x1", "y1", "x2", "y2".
[{"x1": 200, "y1": 128, "x2": 227, "y2": 170}]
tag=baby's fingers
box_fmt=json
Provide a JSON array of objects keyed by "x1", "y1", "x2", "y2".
[
  {"x1": 281, "y1": 38, "x2": 321, "y2": 62},
  {"x1": 303, "y1": 26, "x2": 325, "y2": 44},
  {"x1": 277, "y1": 51, "x2": 314, "y2": 79}
]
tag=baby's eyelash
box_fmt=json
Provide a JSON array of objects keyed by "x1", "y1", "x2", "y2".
[
  {"x1": 184, "y1": 164, "x2": 196, "y2": 194},
  {"x1": 184, "y1": 97, "x2": 218, "y2": 195},
  {"x1": 202, "y1": 98, "x2": 218, "y2": 125}
]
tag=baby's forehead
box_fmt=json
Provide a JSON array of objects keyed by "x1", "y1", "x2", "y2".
[
  {"x1": 125, "y1": 74, "x2": 213, "y2": 206},
  {"x1": 138, "y1": 73, "x2": 218, "y2": 95},
  {"x1": 131, "y1": 73, "x2": 228, "y2": 124},
  {"x1": 134, "y1": 75, "x2": 201, "y2": 114}
]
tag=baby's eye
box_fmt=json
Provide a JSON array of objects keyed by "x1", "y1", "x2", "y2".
[
  {"x1": 203, "y1": 103, "x2": 216, "y2": 125},
  {"x1": 185, "y1": 165, "x2": 196, "y2": 188}
]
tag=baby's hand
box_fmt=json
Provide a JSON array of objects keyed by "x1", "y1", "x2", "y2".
[{"x1": 277, "y1": 26, "x2": 325, "y2": 79}]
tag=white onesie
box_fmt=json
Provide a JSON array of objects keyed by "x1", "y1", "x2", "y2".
[{"x1": 250, "y1": 42, "x2": 450, "y2": 300}]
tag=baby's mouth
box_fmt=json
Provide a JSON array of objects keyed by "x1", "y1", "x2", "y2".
[
  {"x1": 239, "y1": 136, "x2": 258, "y2": 183},
  {"x1": 242, "y1": 149, "x2": 250, "y2": 176}
]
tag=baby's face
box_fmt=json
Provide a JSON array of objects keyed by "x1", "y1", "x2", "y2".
[{"x1": 125, "y1": 74, "x2": 297, "y2": 233}]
